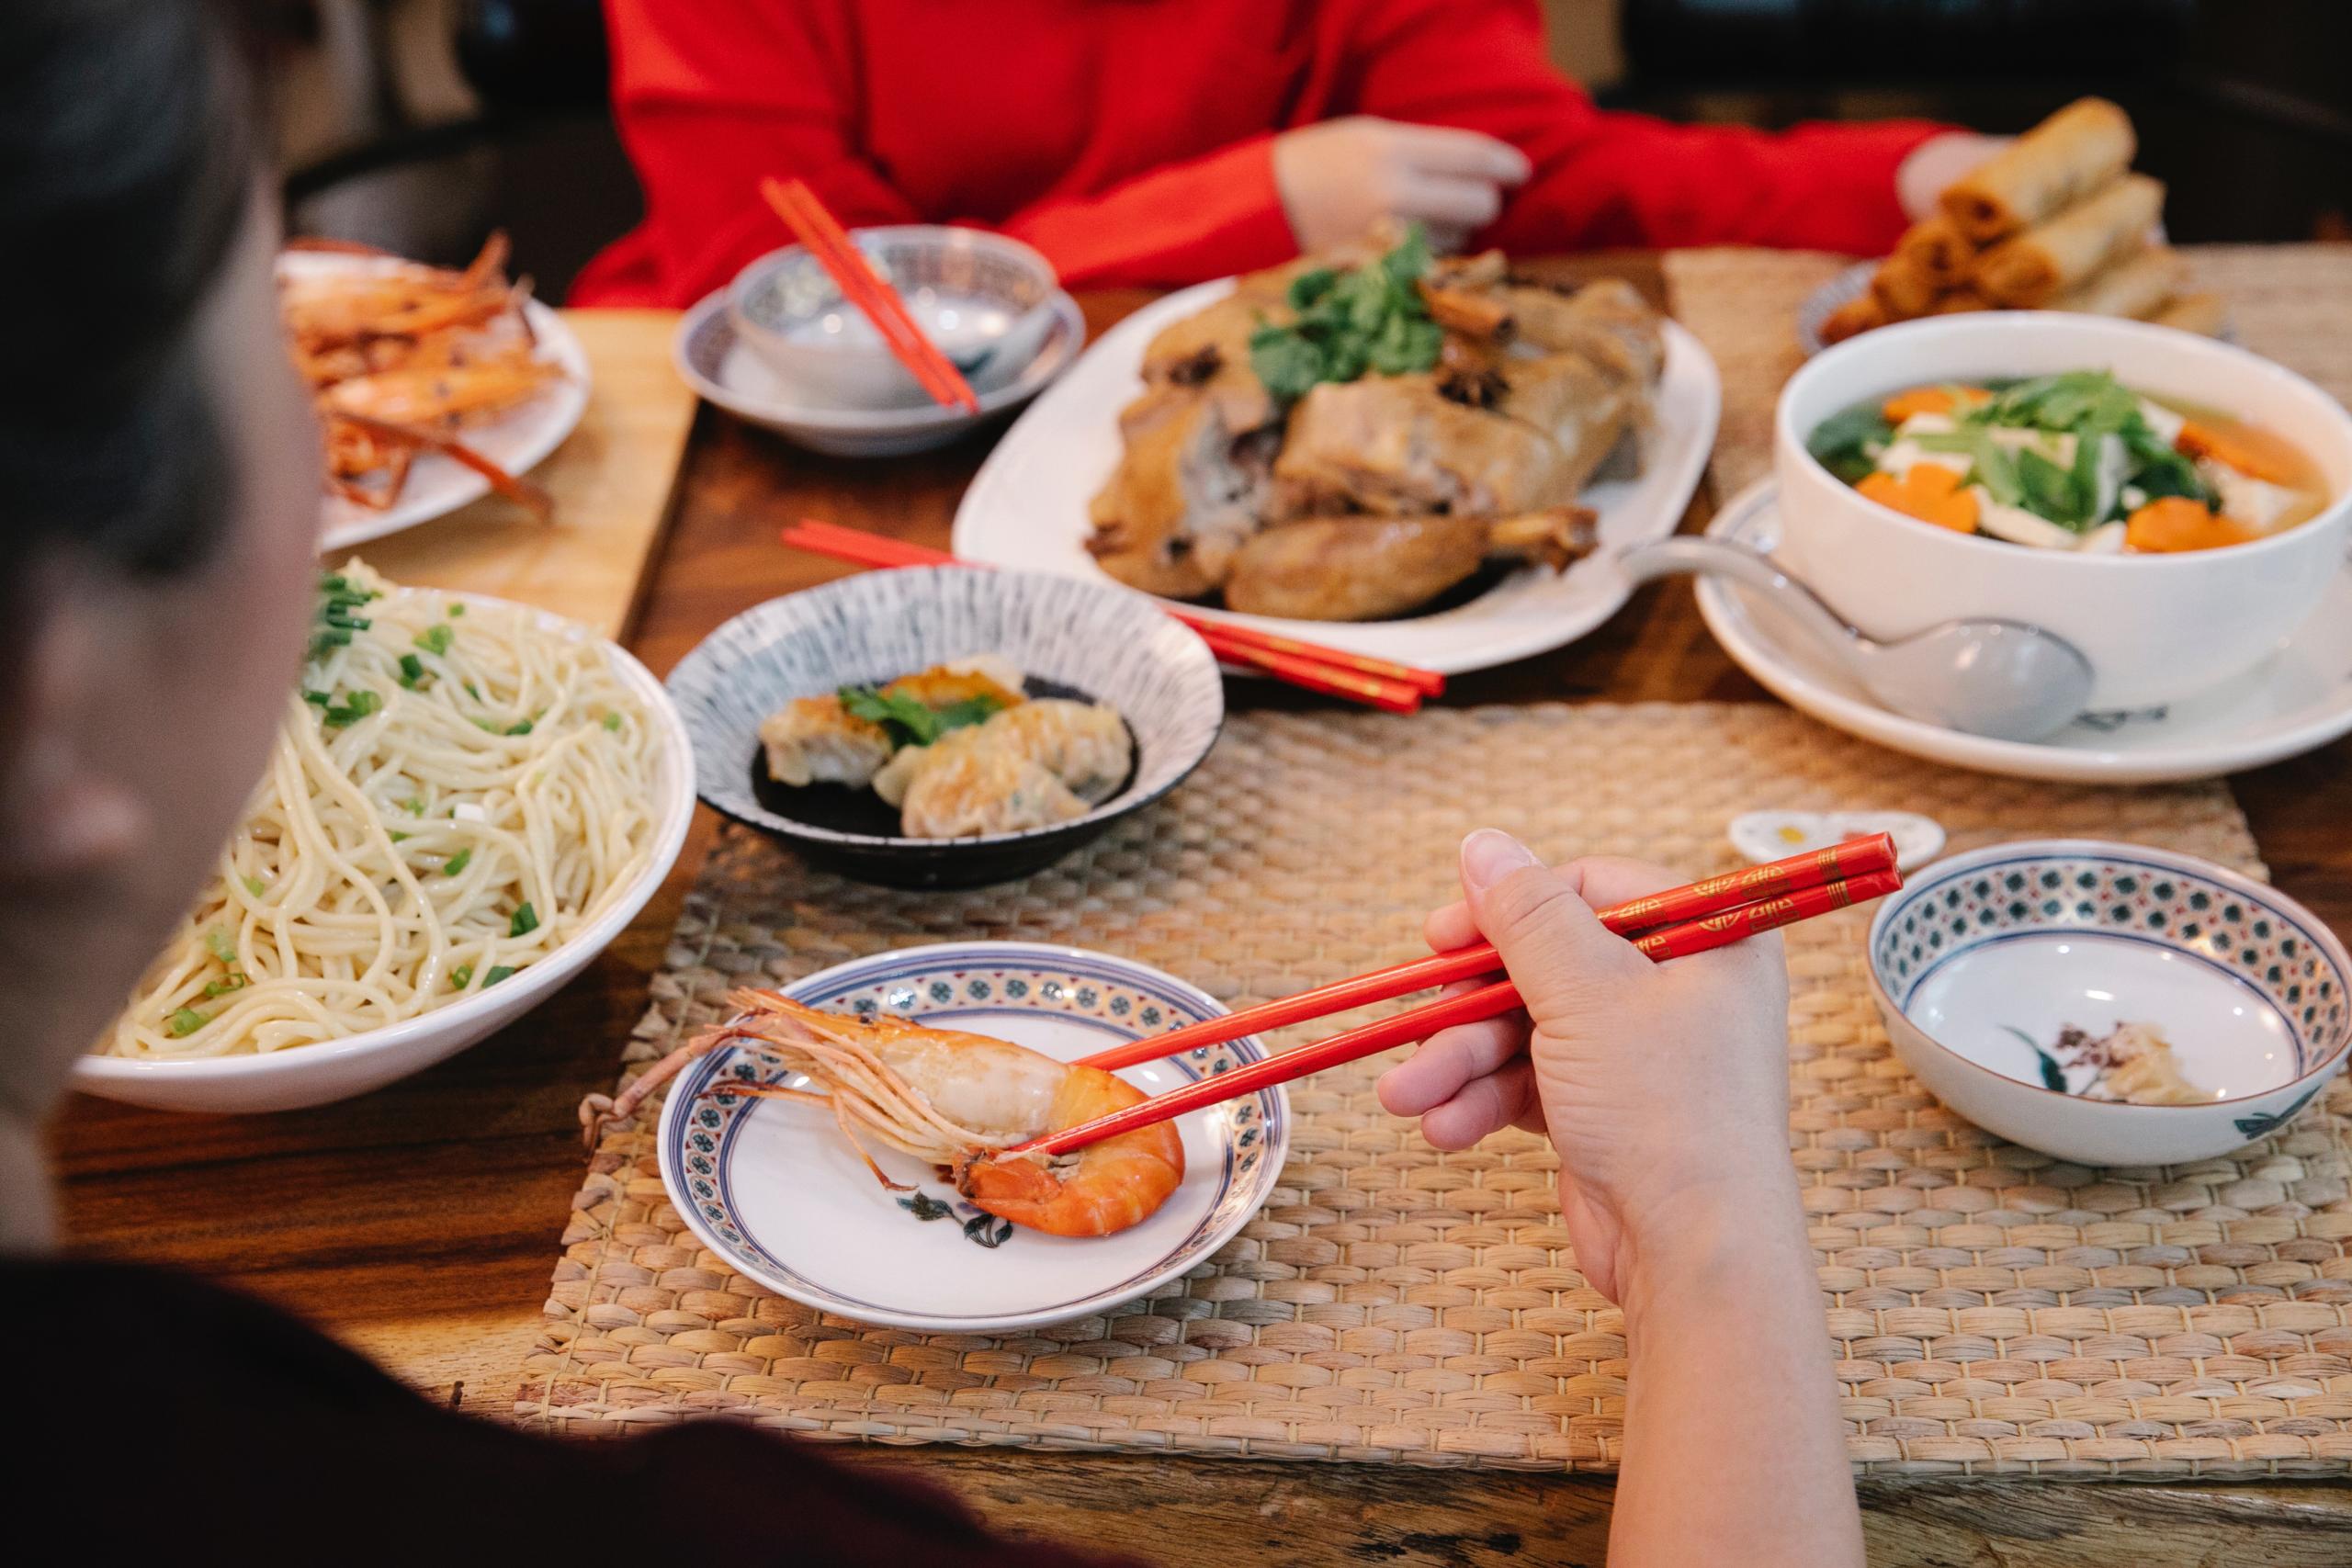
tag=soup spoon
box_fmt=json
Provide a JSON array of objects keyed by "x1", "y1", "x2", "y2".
[{"x1": 1613, "y1": 537, "x2": 2096, "y2": 742}]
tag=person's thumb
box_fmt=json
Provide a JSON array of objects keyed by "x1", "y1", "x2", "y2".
[{"x1": 1458, "y1": 829, "x2": 1644, "y2": 1020}]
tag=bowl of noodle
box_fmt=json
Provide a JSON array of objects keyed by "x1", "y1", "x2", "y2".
[{"x1": 75, "y1": 565, "x2": 695, "y2": 1112}]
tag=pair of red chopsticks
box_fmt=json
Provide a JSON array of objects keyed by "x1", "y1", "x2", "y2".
[
  {"x1": 778, "y1": 519, "x2": 1446, "y2": 713},
  {"x1": 1001, "y1": 832, "x2": 1902, "y2": 1160},
  {"x1": 758, "y1": 177, "x2": 982, "y2": 415}
]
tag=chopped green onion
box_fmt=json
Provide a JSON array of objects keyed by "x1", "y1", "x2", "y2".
[
  {"x1": 464, "y1": 681, "x2": 481, "y2": 700},
  {"x1": 166, "y1": 1008, "x2": 211, "y2": 1038},
  {"x1": 320, "y1": 688, "x2": 383, "y2": 728},
  {"x1": 243, "y1": 875, "x2": 267, "y2": 897},
  {"x1": 509, "y1": 903, "x2": 539, "y2": 938},
  {"x1": 602, "y1": 712, "x2": 623, "y2": 731},
  {"x1": 401, "y1": 798, "x2": 425, "y2": 817},
  {"x1": 388, "y1": 830, "x2": 410, "y2": 843},
  {"x1": 397, "y1": 653, "x2": 426, "y2": 689},
  {"x1": 450, "y1": 964, "x2": 473, "y2": 989},
  {"x1": 505, "y1": 717, "x2": 535, "y2": 737},
  {"x1": 202, "y1": 974, "x2": 247, "y2": 999},
  {"x1": 414, "y1": 623, "x2": 454, "y2": 657},
  {"x1": 448, "y1": 603, "x2": 465, "y2": 617},
  {"x1": 304, "y1": 690, "x2": 332, "y2": 706},
  {"x1": 204, "y1": 926, "x2": 237, "y2": 964},
  {"x1": 444, "y1": 848, "x2": 473, "y2": 876},
  {"x1": 484, "y1": 964, "x2": 517, "y2": 987}
]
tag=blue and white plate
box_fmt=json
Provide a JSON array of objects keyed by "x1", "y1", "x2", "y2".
[
  {"x1": 666, "y1": 565, "x2": 1224, "y2": 887},
  {"x1": 656, "y1": 942, "x2": 1290, "y2": 1333}
]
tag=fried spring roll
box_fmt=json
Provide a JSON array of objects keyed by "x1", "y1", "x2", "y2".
[
  {"x1": 1818, "y1": 293, "x2": 1886, "y2": 345},
  {"x1": 1893, "y1": 215, "x2": 1974, "y2": 289},
  {"x1": 2051, "y1": 244, "x2": 2188, "y2": 320},
  {"x1": 1931, "y1": 288, "x2": 1994, "y2": 315},
  {"x1": 1871, "y1": 250, "x2": 1942, "y2": 318},
  {"x1": 1939, "y1": 96, "x2": 2138, "y2": 243},
  {"x1": 2149, "y1": 291, "x2": 2228, "y2": 338},
  {"x1": 1973, "y1": 174, "x2": 2165, "y2": 307}
]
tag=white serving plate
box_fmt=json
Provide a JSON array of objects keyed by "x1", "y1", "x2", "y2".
[
  {"x1": 1695, "y1": 479, "x2": 2352, "y2": 784},
  {"x1": 285, "y1": 253, "x2": 593, "y2": 553},
  {"x1": 73, "y1": 590, "x2": 695, "y2": 1113},
  {"x1": 953, "y1": 277, "x2": 1720, "y2": 676},
  {"x1": 658, "y1": 942, "x2": 1289, "y2": 1333}
]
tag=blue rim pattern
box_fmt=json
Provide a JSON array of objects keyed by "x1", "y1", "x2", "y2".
[{"x1": 660, "y1": 946, "x2": 1286, "y2": 1324}]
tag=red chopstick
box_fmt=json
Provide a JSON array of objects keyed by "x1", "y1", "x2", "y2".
[
  {"x1": 758, "y1": 177, "x2": 982, "y2": 414},
  {"x1": 776, "y1": 519, "x2": 1444, "y2": 710},
  {"x1": 1009, "y1": 865, "x2": 1904, "y2": 1159},
  {"x1": 1074, "y1": 831, "x2": 1896, "y2": 1071}
]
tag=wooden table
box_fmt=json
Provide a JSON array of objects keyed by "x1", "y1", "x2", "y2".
[{"x1": 52, "y1": 259, "x2": 2352, "y2": 1566}]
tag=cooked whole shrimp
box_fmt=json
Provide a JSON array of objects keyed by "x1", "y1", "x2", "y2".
[{"x1": 582, "y1": 989, "x2": 1184, "y2": 1238}]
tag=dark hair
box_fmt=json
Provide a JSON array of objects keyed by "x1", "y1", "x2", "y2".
[{"x1": 0, "y1": 0, "x2": 257, "y2": 575}]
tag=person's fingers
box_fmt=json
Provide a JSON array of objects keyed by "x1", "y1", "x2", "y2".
[
  {"x1": 1387, "y1": 123, "x2": 1532, "y2": 184},
  {"x1": 1458, "y1": 832, "x2": 1652, "y2": 1018},
  {"x1": 1555, "y1": 853, "x2": 1690, "y2": 909},
  {"x1": 1425, "y1": 896, "x2": 1476, "y2": 953},
  {"x1": 1420, "y1": 1058, "x2": 1540, "y2": 1150},
  {"x1": 1392, "y1": 172, "x2": 1503, "y2": 231},
  {"x1": 1374, "y1": 1008, "x2": 1530, "y2": 1116},
  {"x1": 1420, "y1": 222, "x2": 1471, "y2": 256}
]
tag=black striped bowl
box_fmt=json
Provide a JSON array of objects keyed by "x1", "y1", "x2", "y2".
[{"x1": 666, "y1": 567, "x2": 1225, "y2": 886}]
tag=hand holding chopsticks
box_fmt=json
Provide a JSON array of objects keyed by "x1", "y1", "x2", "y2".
[{"x1": 1001, "y1": 833, "x2": 1901, "y2": 1160}]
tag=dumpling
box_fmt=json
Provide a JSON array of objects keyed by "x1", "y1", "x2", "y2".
[
  {"x1": 897, "y1": 729, "x2": 1089, "y2": 839},
  {"x1": 980, "y1": 699, "x2": 1132, "y2": 804},
  {"x1": 758, "y1": 696, "x2": 891, "y2": 788}
]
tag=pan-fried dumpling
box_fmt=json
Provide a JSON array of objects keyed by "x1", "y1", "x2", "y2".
[
  {"x1": 758, "y1": 696, "x2": 892, "y2": 788},
  {"x1": 896, "y1": 729, "x2": 1090, "y2": 839},
  {"x1": 982, "y1": 699, "x2": 1131, "y2": 804}
]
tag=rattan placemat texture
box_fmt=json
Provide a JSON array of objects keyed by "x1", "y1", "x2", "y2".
[
  {"x1": 517, "y1": 704, "x2": 2350, "y2": 1476},
  {"x1": 1662, "y1": 243, "x2": 2352, "y2": 497}
]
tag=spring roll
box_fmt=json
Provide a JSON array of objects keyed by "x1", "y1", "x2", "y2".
[
  {"x1": 1818, "y1": 292, "x2": 1886, "y2": 345},
  {"x1": 1871, "y1": 250, "x2": 1941, "y2": 318},
  {"x1": 2051, "y1": 244, "x2": 2188, "y2": 320},
  {"x1": 1939, "y1": 96, "x2": 2137, "y2": 243},
  {"x1": 1931, "y1": 288, "x2": 1994, "y2": 315},
  {"x1": 2149, "y1": 291, "x2": 2228, "y2": 337},
  {"x1": 1893, "y1": 215, "x2": 1974, "y2": 289},
  {"x1": 1973, "y1": 174, "x2": 2164, "y2": 307}
]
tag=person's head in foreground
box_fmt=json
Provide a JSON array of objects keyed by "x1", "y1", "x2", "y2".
[{"x1": 0, "y1": 5, "x2": 1860, "y2": 1562}]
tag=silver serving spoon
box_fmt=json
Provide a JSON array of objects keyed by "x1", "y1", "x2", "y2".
[{"x1": 1614, "y1": 537, "x2": 2095, "y2": 742}]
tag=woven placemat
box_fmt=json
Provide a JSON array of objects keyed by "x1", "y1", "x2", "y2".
[
  {"x1": 1663, "y1": 242, "x2": 2352, "y2": 497},
  {"x1": 516, "y1": 704, "x2": 2351, "y2": 1476}
]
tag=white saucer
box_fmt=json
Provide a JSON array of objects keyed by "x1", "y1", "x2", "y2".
[
  {"x1": 673, "y1": 287, "x2": 1084, "y2": 457},
  {"x1": 1695, "y1": 479, "x2": 2352, "y2": 783}
]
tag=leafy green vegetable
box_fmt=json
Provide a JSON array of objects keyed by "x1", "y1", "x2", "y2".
[
  {"x1": 509, "y1": 903, "x2": 539, "y2": 938},
  {"x1": 1249, "y1": 225, "x2": 1441, "y2": 401},
  {"x1": 838, "y1": 684, "x2": 1007, "y2": 750},
  {"x1": 1804, "y1": 404, "x2": 1894, "y2": 485},
  {"x1": 2016, "y1": 447, "x2": 2088, "y2": 530}
]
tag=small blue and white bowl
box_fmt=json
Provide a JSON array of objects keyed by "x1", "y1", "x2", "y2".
[
  {"x1": 729, "y1": 226, "x2": 1060, "y2": 409},
  {"x1": 1868, "y1": 840, "x2": 2349, "y2": 1165},
  {"x1": 656, "y1": 941, "x2": 1289, "y2": 1333},
  {"x1": 666, "y1": 566, "x2": 1224, "y2": 888}
]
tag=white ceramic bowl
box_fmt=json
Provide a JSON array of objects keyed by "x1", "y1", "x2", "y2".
[
  {"x1": 728, "y1": 227, "x2": 1060, "y2": 410},
  {"x1": 73, "y1": 602, "x2": 696, "y2": 1114},
  {"x1": 1867, "y1": 840, "x2": 2349, "y2": 1166},
  {"x1": 1775, "y1": 314, "x2": 2352, "y2": 711}
]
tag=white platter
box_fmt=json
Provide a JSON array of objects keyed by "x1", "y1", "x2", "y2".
[
  {"x1": 1695, "y1": 479, "x2": 2352, "y2": 783},
  {"x1": 953, "y1": 278, "x2": 1721, "y2": 676},
  {"x1": 283, "y1": 252, "x2": 593, "y2": 554},
  {"x1": 658, "y1": 942, "x2": 1289, "y2": 1333}
]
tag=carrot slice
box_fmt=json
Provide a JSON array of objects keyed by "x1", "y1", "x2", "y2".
[
  {"x1": 1882, "y1": 385, "x2": 1992, "y2": 423},
  {"x1": 2125, "y1": 496, "x2": 2248, "y2": 553},
  {"x1": 2175, "y1": 419, "x2": 2307, "y2": 488},
  {"x1": 1859, "y1": 465, "x2": 1978, "y2": 532}
]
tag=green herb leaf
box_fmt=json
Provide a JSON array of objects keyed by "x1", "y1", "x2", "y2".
[
  {"x1": 414, "y1": 623, "x2": 454, "y2": 657},
  {"x1": 1806, "y1": 404, "x2": 1894, "y2": 487},
  {"x1": 1247, "y1": 323, "x2": 1328, "y2": 404},
  {"x1": 509, "y1": 903, "x2": 539, "y2": 938},
  {"x1": 166, "y1": 1007, "x2": 211, "y2": 1038},
  {"x1": 1248, "y1": 225, "x2": 1440, "y2": 400},
  {"x1": 1285, "y1": 267, "x2": 1338, "y2": 310},
  {"x1": 2016, "y1": 447, "x2": 2088, "y2": 529},
  {"x1": 444, "y1": 848, "x2": 472, "y2": 876}
]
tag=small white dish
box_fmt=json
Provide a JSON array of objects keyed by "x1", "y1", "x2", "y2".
[
  {"x1": 1695, "y1": 479, "x2": 2352, "y2": 783},
  {"x1": 952, "y1": 277, "x2": 1721, "y2": 678},
  {"x1": 1775, "y1": 312, "x2": 2352, "y2": 711},
  {"x1": 729, "y1": 227, "x2": 1060, "y2": 410},
  {"x1": 674, "y1": 286, "x2": 1082, "y2": 457},
  {"x1": 288, "y1": 253, "x2": 593, "y2": 554},
  {"x1": 1728, "y1": 809, "x2": 1946, "y2": 869},
  {"x1": 73, "y1": 592, "x2": 695, "y2": 1113},
  {"x1": 1867, "y1": 840, "x2": 2349, "y2": 1165},
  {"x1": 656, "y1": 942, "x2": 1290, "y2": 1333}
]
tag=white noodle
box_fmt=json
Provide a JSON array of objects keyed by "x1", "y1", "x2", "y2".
[{"x1": 103, "y1": 561, "x2": 657, "y2": 1058}]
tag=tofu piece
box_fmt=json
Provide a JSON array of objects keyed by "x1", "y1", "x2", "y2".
[
  {"x1": 2136, "y1": 396, "x2": 2187, "y2": 445},
  {"x1": 2199, "y1": 457, "x2": 2301, "y2": 532},
  {"x1": 1972, "y1": 489, "x2": 2085, "y2": 549}
]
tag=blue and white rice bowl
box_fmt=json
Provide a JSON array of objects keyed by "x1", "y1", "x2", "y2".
[
  {"x1": 664, "y1": 566, "x2": 1225, "y2": 887},
  {"x1": 656, "y1": 942, "x2": 1289, "y2": 1333},
  {"x1": 1867, "y1": 840, "x2": 2349, "y2": 1166}
]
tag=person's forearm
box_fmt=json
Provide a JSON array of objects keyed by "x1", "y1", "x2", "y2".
[{"x1": 1608, "y1": 1178, "x2": 1862, "y2": 1568}]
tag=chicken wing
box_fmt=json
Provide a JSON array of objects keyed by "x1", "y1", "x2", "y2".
[
  {"x1": 1271, "y1": 376, "x2": 1579, "y2": 518},
  {"x1": 1223, "y1": 508, "x2": 1597, "y2": 621},
  {"x1": 1498, "y1": 279, "x2": 1665, "y2": 391}
]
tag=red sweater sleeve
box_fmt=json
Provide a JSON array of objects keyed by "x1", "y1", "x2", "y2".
[
  {"x1": 1335, "y1": 0, "x2": 1947, "y2": 255},
  {"x1": 572, "y1": 0, "x2": 919, "y2": 306},
  {"x1": 994, "y1": 135, "x2": 1298, "y2": 290}
]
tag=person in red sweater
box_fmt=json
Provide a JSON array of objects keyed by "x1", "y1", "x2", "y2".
[{"x1": 574, "y1": 0, "x2": 1994, "y2": 307}]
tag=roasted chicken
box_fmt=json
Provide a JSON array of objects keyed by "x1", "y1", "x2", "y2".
[{"x1": 1225, "y1": 510, "x2": 1597, "y2": 621}]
